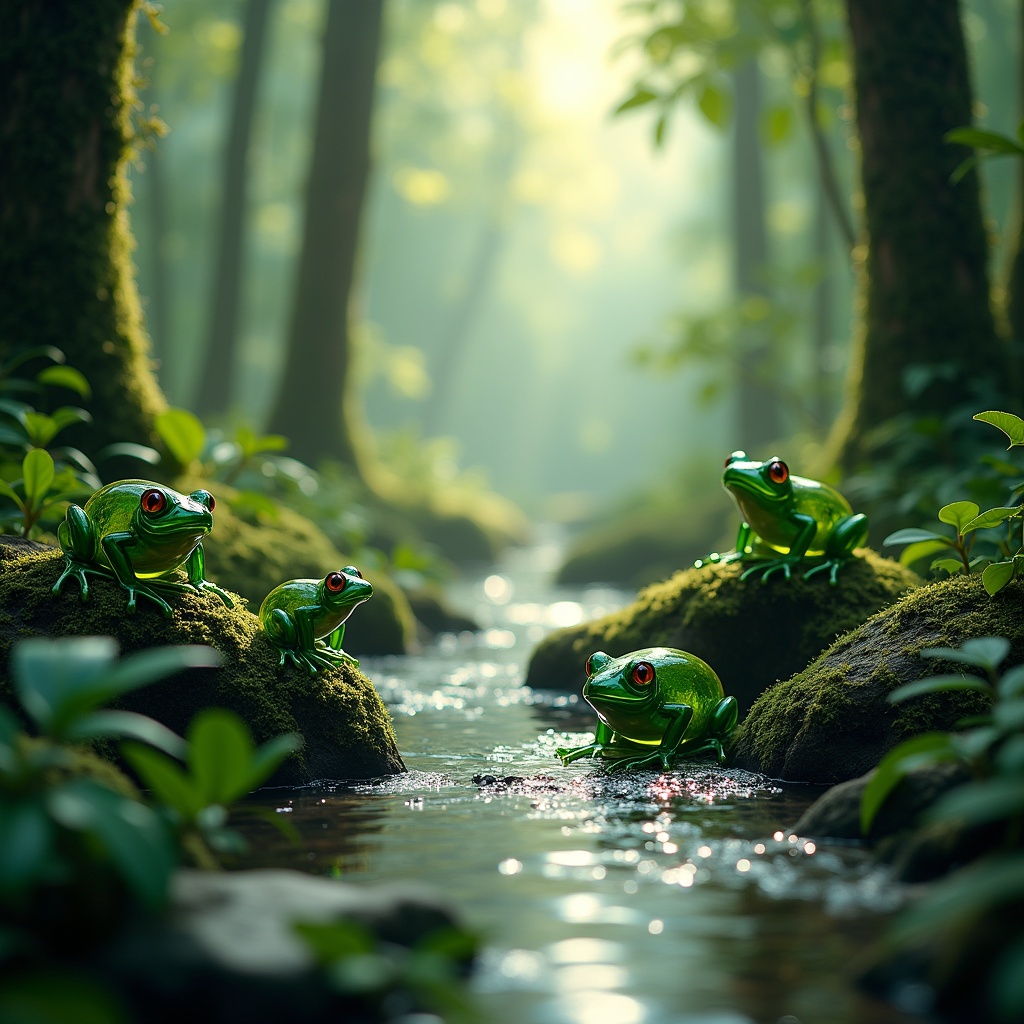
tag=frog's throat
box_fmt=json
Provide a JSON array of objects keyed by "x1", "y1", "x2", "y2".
[
  {"x1": 587, "y1": 690, "x2": 656, "y2": 712},
  {"x1": 724, "y1": 474, "x2": 786, "y2": 506},
  {"x1": 138, "y1": 516, "x2": 212, "y2": 539}
]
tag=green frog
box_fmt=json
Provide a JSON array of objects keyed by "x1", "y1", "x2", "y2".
[
  {"x1": 52, "y1": 479, "x2": 233, "y2": 617},
  {"x1": 556, "y1": 647, "x2": 738, "y2": 772},
  {"x1": 706, "y1": 451, "x2": 868, "y2": 583},
  {"x1": 259, "y1": 567, "x2": 373, "y2": 675}
]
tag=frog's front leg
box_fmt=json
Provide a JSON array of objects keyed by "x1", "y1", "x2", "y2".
[
  {"x1": 699, "y1": 522, "x2": 751, "y2": 568},
  {"x1": 52, "y1": 505, "x2": 112, "y2": 601},
  {"x1": 739, "y1": 513, "x2": 816, "y2": 582},
  {"x1": 183, "y1": 543, "x2": 234, "y2": 607},
  {"x1": 101, "y1": 532, "x2": 176, "y2": 617},
  {"x1": 557, "y1": 720, "x2": 613, "y2": 765},
  {"x1": 803, "y1": 513, "x2": 869, "y2": 584},
  {"x1": 604, "y1": 704, "x2": 695, "y2": 773}
]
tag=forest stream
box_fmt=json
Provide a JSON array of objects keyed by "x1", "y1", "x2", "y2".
[{"x1": 232, "y1": 536, "x2": 927, "y2": 1024}]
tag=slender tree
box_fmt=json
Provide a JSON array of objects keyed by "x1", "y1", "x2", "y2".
[
  {"x1": 196, "y1": 0, "x2": 272, "y2": 418},
  {"x1": 832, "y1": 0, "x2": 1005, "y2": 468},
  {"x1": 266, "y1": 0, "x2": 384, "y2": 468},
  {"x1": 0, "y1": 0, "x2": 166, "y2": 452}
]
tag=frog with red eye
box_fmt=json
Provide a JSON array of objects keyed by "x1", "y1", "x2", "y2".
[
  {"x1": 259, "y1": 567, "x2": 373, "y2": 675},
  {"x1": 555, "y1": 647, "x2": 738, "y2": 772},
  {"x1": 704, "y1": 451, "x2": 869, "y2": 583},
  {"x1": 51, "y1": 479, "x2": 233, "y2": 616}
]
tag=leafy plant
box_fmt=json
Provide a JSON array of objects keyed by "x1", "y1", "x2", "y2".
[
  {"x1": 0, "y1": 449, "x2": 93, "y2": 538},
  {"x1": 882, "y1": 410, "x2": 1024, "y2": 595},
  {"x1": 945, "y1": 117, "x2": 1024, "y2": 184},
  {"x1": 859, "y1": 635, "x2": 1024, "y2": 1022}
]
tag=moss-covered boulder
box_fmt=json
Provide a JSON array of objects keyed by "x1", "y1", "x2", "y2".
[
  {"x1": 201, "y1": 484, "x2": 416, "y2": 656},
  {"x1": 730, "y1": 573, "x2": 1019, "y2": 784},
  {"x1": 525, "y1": 550, "x2": 921, "y2": 712},
  {"x1": 0, "y1": 543, "x2": 404, "y2": 785}
]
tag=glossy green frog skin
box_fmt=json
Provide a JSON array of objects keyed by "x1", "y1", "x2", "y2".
[
  {"x1": 52, "y1": 480, "x2": 233, "y2": 617},
  {"x1": 259, "y1": 567, "x2": 372, "y2": 675},
  {"x1": 556, "y1": 647, "x2": 738, "y2": 773},
  {"x1": 708, "y1": 451, "x2": 869, "y2": 584}
]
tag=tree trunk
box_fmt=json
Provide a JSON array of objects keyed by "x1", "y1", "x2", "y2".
[
  {"x1": 266, "y1": 0, "x2": 383, "y2": 469},
  {"x1": 1003, "y1": 0, "x2": 1024, "y2": 398},
  {"x1": 0, "y1": 0, "x2": 166, "y2": 452},
  {"x1": 834, "y1": 0, "x2": 1004, "y2": 468},
  {"x1": 733, "y1": 57, "x2": 781, "y2": 448},
  {"x1": 196, "y1": 0, "x2": 272, "y2": 418}
]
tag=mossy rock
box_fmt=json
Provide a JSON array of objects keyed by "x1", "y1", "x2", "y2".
[
  {"x1": 730, "y1": 573, "x2": 1018, "y2": 784},
  {"x1": 0, "y1": 543, "x2": 405, "y2": 785},
  {"x1": 201, "y1": 483, "x2": 416, "y2": 656},
  {"x1": 525, "y1": 549, "x2": 921, "y2": 712}
]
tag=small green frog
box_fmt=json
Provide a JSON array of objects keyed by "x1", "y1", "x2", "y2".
[
  {"x1": 706, "y1": 451, "x2": 869, "y2": 583},
  {"x1": 259, "y1": 567, "x2": 373, "y2": 675},
  {"x1": 556, "y1": 647, "x2": 738, "y2": 772},
  {"x1": 52, "y1": 479, "x2": 233, "y2": 617}
]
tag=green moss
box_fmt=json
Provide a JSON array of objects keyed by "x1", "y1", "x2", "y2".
[
  {"x1": 730, "y1": 572, "x2": 1018, "y2": 783},
  {"x1": 200, "y1": 481, "x2": 416, "y2": 656},
  {"x1": 525, "y1": 549, "x2": 921, "y2": 714},
  {"x1": 0, "y1": 543, "x2": 405, "y2": 784},
  {"x1": 0, "y1": 2, "x2": 166, "y2": 454}
]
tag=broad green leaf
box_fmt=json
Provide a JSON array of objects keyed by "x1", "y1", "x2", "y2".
[
  {"x1": 860, "y1": 732, "x2": 960, "y2": 834},
  {"x1": 883, "y1": 528, "x2": 950, "y2": 546},
  {"x1": 998, "y1": 664, "x2": 1024, "y2": 698},
  {"x1": 615, "y1": 88, "x2": 657, "y2": 114},
  {"x1": 12, "y1": 636, "x2": 119, "y2": 735},
  {"x1": 974, "y1": 409, "x2": 1024, "y2": 446},
  {"x1": 0, "y1": 479, "x2": 27, "y2": 513},
  {"x1": 898, "y1": 539, "x2": 951, "y2": 567},
  {"x1": 247, "y1": 731, "x2": 303, "y2": 791},
  {"x1": 121, "y1": 742, "x2": 205, "y2": 818},
  {"x1": 0, "y1": 424, "x2": 29, "y2": 447},
  {"x1": 922, "y1": 637, "x2": 1010, "y2": 672},
  {"x1": 101, "y1": 645, "x2": 222, "y2": 704},
  {"x1": 983, "y1": 559, "x2": 1018, "y2": 595},
  {"x1": 294, "y1": 919, "x2": 376, "y2": 963},
  {"x1": 0, "y1": 398, "x2": 30, "y2": 427},
  {"x1": 49, "y1": 406, "x2": 91, "y2": 433},
  {"x1": 69, "y1": 710, "x2": 186, "y2": 760},
  {"x1": 995, "y1": 696, "x2": 1024, "y2": 732},
  {"x1": 22, "y1": 449, "x2": 54, "y2": 507},
  {"x1": 0, "y1": 800, "x2": 53, "y2": 893},
  {"x1": 155, "y1": 408, "x2": 206, "y2": 467},
  {"x1": 887, "y1": 675, "x2": 991, "y2": 703},
  {"x1": 925, "y1": 777, "x2": 1024, "y2": 828},
  {"x1": 930, "y1": 557, "x2": 966, "y2": 576},
  {"x1": 188, "y1": 709, "x2": 255, "y2": 804},
  {"x1": 697, "y1": 81, "x2": 731, "y2": 127},
  {"x1": 962, "y1": 506, "x2": 1020, "y2": 533},
  {"x1": 37, "y1": 364, "x2": 91, "y2": 399},
  {"x1": 46, "y1": 779, "x2": 175, "y2": 911},
  {"x1": 996, "y1": 734, "x2": 1024, "y2": 772},
  {"x1": 23, "y1": 412, "x2": 57, "y2": 448},
  {"x1": 96, "y1": 442, "x2": 161, "y2": 465},
  {"x1": 938, "y1": 501, "x2": 980, "y2": 533},
  {"x1": 945, "y1": 126, "x2": 1024, "y2": 154}
]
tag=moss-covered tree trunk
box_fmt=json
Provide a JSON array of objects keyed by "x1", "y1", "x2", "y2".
[
  {"x1": 833, "y1": 0, "x2": 1004, "y2": 468},
  {"x1": 0, "y1": 1, "x2": 166, "y2": 452},
  {"x1": 266, "y1": 0, "x2": 383, "y2": 469}
]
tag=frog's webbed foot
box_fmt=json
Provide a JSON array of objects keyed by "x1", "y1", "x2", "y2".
[
  {"x1": 802, "y1": 558, "x2": 847, "y2": 585},
  {"x1": 604, "y1": 749, "x2": 674, "y2": 774},
  {"x1": 695, "y1": 550, "x2": 743, "y2": 569},
  {"x1": 278, "y1": 644, "x2": 358, "y2": 676},
  {"x1": 124, "y1": 582, "x2": 176, "y2": 618},
  {"x1": 52, "y1": 557, "x2": 107, "y2": 602},
  {"x1": 314, "y1": 640, "x2": 359, "y2": 668},
  {"x1": 188, "y1": 578, "x2": 235, "y2": 608},
  {"x1": 676, "y1": 737, "x2": 728, "y2": 766},
  {"x1": 739, "y1": 557, "x2": 797, "y2": 583},
  {"x1": 556, "y1": 743, "x2": 601, "y2": 766}
]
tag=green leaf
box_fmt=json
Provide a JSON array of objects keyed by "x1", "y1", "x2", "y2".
[
  {"x1": 983, "y1": 559, "x2": 1018, "y2": 595},
  {"x1": 945, "y1": 126, "x2": 1024, "y2": 154},
  {"x1": 974, "y1": 409, "x2": 1024, "y2": 446},
  {"x1": 938, "y1": 501, "x2": 980, "y2": 533},
  {"x1": 247, "y1": 731, "x2": 303, "y2": 791},
  {"x1": 294, "y1": 919, "x2": 376, "y2": 963},
  {"x1": 0, "y1": 479, "x2": 27, "y2": 513},
  {"x1": 36, "y1": 365, "x2": 91, "y2": 399},
  {"x1": 998, "y1": 664, "x2": 1024, "y2": 698},
  {"x1": 898, "y1": 539, "x2": 952, "y2": 567},
  {"x1": 48, "y1": 406, "x2": 91, "y2": 433},
  {"x1": 697, "y1": 81, "x2": 731, "y2": 128},
  {"x1": 96, "y1": 442, "x2": 162, "y2": 466},
  {"x1": 46, "y1": 779, "x2": 176, "y2": 911},
  {"x1": 992, "y1": 937, "x2": 1024, "y2": 1024},
  {"x1": 615, "y1": 88, "x2": 657, "y2": 114},
  {"x1": 102, "y1": 645, "x2": 222, "y2": 704},
  {"x1": 925, "y1": 777, "x2": 1024, "y2": 828},
  {"x1": 21, "y1": 449, "x2": 54, "y2": 507},
  {"x1": 962, "y1": 506, "x2": 1020, "y2": 533},
  {"x1": 121, "y1": 742, "x2": 205, "y2": 819},
  {"x1": 187, "y1": 709, "x2": 255, "y2": 805},
  {"x1": 155, "y1": 408, "x2": 206, "y2": 467},
  {"x1": 922, "y1": 637, "x2": 1010, "y2": 672},
  {"x1": 0, "y1": 800, "x2": 53, "y2": 893},
  {"x1": 860, "y1": 732, "x2": 960, "y2": 834},
  {"x1": 887, "y1": 675, "x2": 991, "y2": 703},
  {"x1": 883, "y1": 528, "x2": 950, "y2": 546},
  {"x1": 930, "y1": 557, "x2": 966, "y2": 576},
  {"x1": 995, "y1": 696, "x2": 1024, "y2": 732},
  {"x1": 69, "y1": 711, "x2": 187, "y2": 760}
]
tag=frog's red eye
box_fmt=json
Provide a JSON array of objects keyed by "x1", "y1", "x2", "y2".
[
  {"x1": 768, "y1": 460, "x2": 789, "y2": 484},
  {"x1": 206, "y1": 493, "x2": 216, "y2": 511},
  {"x1": 325, "y1": 572, "x2": 347, "y2": 593},
  {"x1": 631, "y1": 661, "x2": 656, "y2": 687},
  {"x1": 585, "y1": 655, "x2": 596, "y2": 676},
  {"x1": 140, "y1": 488, "x2": 167, "y2": 515}
]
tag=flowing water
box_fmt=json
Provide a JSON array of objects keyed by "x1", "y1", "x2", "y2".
[{"x1": 235, "y1": 538, "x2": 927, "y2": 1024}]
